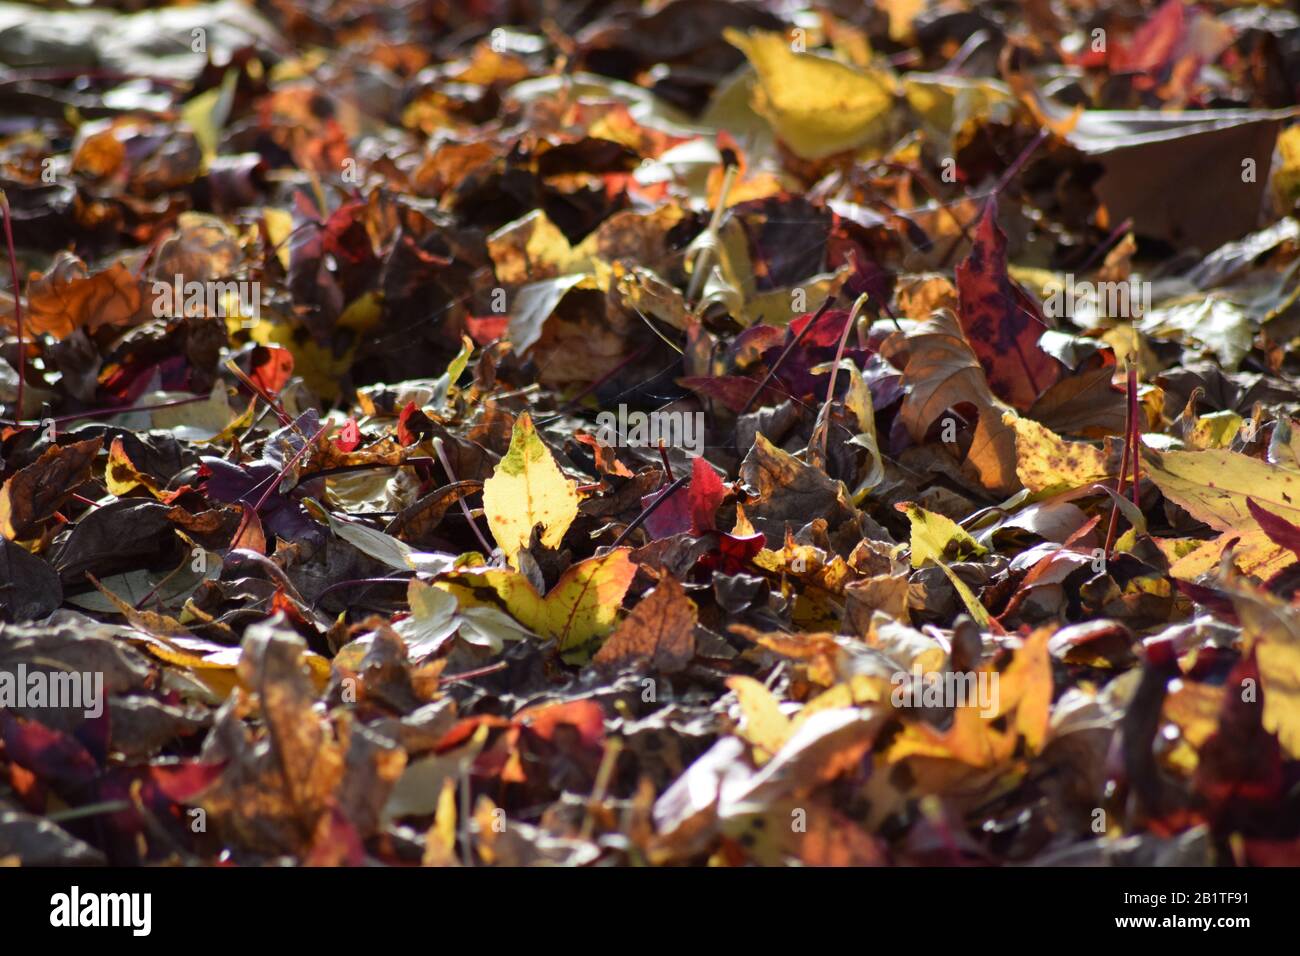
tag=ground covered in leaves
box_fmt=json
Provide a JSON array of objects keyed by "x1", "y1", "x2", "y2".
[{"x1": 2, "y1": 0, "x2": 1300, "y2": 867}]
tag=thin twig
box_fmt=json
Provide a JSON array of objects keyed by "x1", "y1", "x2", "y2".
[
  {"x1": 738, "y1": 297, "x2": 832, "y2": 417},
  {"x1": 433, "y1": 436, "x2": 495, "y2": 555},
  {"x1": 0, "y1": 191, "x2": 25, "y2": 419},
  {"x1": 610, "y1": 475, "x2": 689, "y2": 548},
  {"x1": 1104, "y1": 359, "x2": 1136, "y2": 556},
  {"x1": 1127, "y1": 362, "x2": 1141, "y2": 508},
  {"x1": 815, "y1": 293, "x2": 870, "y2": 463},
  {"x1": 686, "y1": 162, "x2": 738, "y2": 307}
]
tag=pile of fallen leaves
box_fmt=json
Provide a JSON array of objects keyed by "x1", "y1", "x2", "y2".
[{"x1": 2, "y1": 0, "x2": 1300, "y2": 867}]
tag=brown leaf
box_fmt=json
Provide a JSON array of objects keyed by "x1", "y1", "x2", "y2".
[
  {"x1": 200, "y1": 620, "x2": 345, "y2": 853},
  {"x1": 739, "y1": 433, "x2": 861, "y2": 544},
  {"x1": 881, "y1": 308, "x2": 1018, "y2": 495},
  {"x1": 1028, "y1": 364, "x2": 1127, "y2": 438},
  {"x1": 0, "y1": 438, "x2": 102, "y2": 540},
  {"x1": 23, "y1": 254, "x2": 143, "y2": 340},
  {"x1": 593, "y1": 574, "x2": 697, "y2": 672}
]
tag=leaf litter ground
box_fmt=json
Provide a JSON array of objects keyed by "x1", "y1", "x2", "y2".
[{"x1": 2, "y1": 0, "x2": 1300, "y2": 867}]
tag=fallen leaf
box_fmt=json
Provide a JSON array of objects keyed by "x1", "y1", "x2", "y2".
[
  {"x1": 954, "y1": 201, "x2": 1063, "y2": 411},
  {"x1": 482, "y1": 412, "x2": 580, "y2": 566},
  {"x1": 724, "y1": 28, "x2": 895, "y2": 160},
  {"x1": 592, "y1": 574, "x2": 697, "y2": 672},
  {"x1": 437, "y1": 549, "x2": 638, "y2": 663},
  {"x1": 0, "y1": 438, "x2": 102, "y2": 540}
]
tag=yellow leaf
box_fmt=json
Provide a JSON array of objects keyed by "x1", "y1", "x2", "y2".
[
  {"x1": 487, "y1": 210, "x2": 597, "y2": 284},
  {"x1": 1005, "y1": 411, "x2": 1118, "y2": 492},
  {"x1": 436, "y1": 549, "x2": 637, "y2": 663},
  {"x1": 1230, "y1": 584, "x2": 1300, "y2": 760},
  {"x1": 105, "y1": 436, "x2": 160, "y2": 498},
  {"x1": 724, "y1": 28, "x2": 895, "y2": 160},
  {"x1": 263, "y1": 207, "x2": 294, "y2": 270},
  {"x1": 1167, "y1": 528, "x2": 1295, "y2": 581},
  {"x1": 900, "y1": 503, "x2": 990, "y2": 627},
  {"x1": 1142, "y1": 447, "x2": 1300, "y2": 530},
  {"x1": 1185, "y1": 410, "x2": 1244, "y2": 450},
  {"x1": 791, "y1": 675, "x2": 889, "y2": 734},
  {"x1": 180, "y1": 68, "x2": 238, "y2": 166},
  {"x1": 147, "y1": 385, "x2": 240, "y2": 443},
  {"x1": 421, "y1": 777, "x2": 459, "y2": 866},
  {"x1": 482, "y1": 412, "x2": 579, "y2": 566},
  {"x1": 887, "y1": 628, "x2": 1051, "y2": 768},
  {"x1": 902, "y1": 503, "x2": 985, "y2": 567},
  {"x1": 1273, "y1": 123, "x2": 1300, "y2": 209},
  {"x1": 337, "y1": 291, "x2": 384, "y2": 334},
  {"x1": 1163, "y1": 681, "x2": 1226, "y2": 772},
  {"x1": 123, "y1": 629, "x2": 326, "y2": 701},
  {"x1": 726, "y1": 675, "x2": 792, "y2": 763},
  {"x1": 903, "y1": 74, "x2": 1014, "y2": 145},
  {"x1": 1143, "y1": 447, "x2": 1300, "y2": 578},
  {"x1": 878, "y1": 0, "x2": 925, "y2": 42}
]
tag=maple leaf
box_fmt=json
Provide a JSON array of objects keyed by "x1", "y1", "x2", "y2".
[
  {"x1": 726, "y1": 675, "x2": 792, "y2": 763},
  {"x1": 643, "y1": 456, "x2": 728, "y2": 538},
  {"x1": 899, "y1": 502, "x2": 991, "y2": 628},
  {"x1": 881, "y1": 308, "x2": 1019, "y2": 495},
  {"x1": 1145, "y1": 447, "x2": 1300, "y2": 579},
  {"x1": 1004, "y1": 410, "x2": 1119, "y2": 492},
  {"x1": 886, "y1": 628, "x2": 1052, "y2": 769},
  {"x1": 436, "y1": 549, "x2": 638, "y2": 663}
]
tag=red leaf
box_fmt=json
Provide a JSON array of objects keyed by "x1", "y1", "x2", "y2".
[
  {"x1": 701, "y1": 529, "x2": 766, "y2": 575},
  {"x1": 681, "y1": 375, "x2": 784, "y2": 413},
  {"x1": 147, "y1": 761, "x2": 227, "y2": 803},
  {"x1": 397, "y1": 401, "x2": 433, "y2": 446},
  {"x1": 1196, "y1": 651, "x2": 1284, "y2": 815},
  {"x1": 688, "y1": 456, "x2": 727, "y2": 534},
  {"x1": 1111, "y1": 0, "x2": 1186, "y2": 76},
  {"x1": 1247, "y1": 497, "x2": 1300, "y2": 561},
  {"x1": 515, "y1": 699, "x2": 605, "y2": 750},
  {"x1": 465, "y1": 314, "x2": 509, "y2": 345},
  {"x1": 0, "y1": 710, "x2": 99, "y2": 791},
  {"x1": 640, "y1": 458, "x2": 729, "y2": 540},
  {"x1": 249, "y1": 345, "x2": 295, "y2": 395},
  {"x1": 955, "y1": 200, "x2": 1063, "y2": 411},
  {"x1": 643, "y1": 478, "x2": 692, "y2": 539}
]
